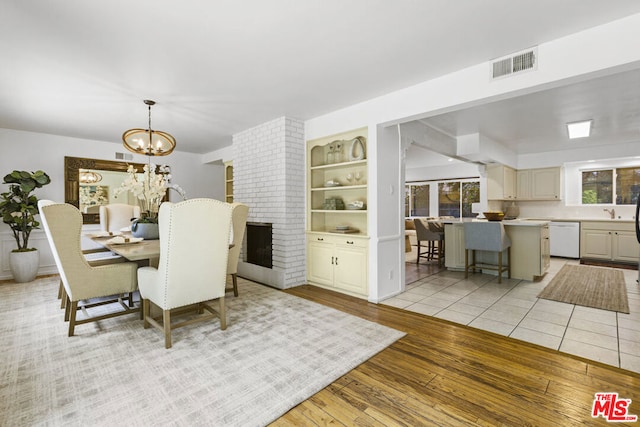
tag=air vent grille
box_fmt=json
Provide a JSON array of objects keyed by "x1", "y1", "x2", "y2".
[
  {"x1": 491, "y1": 47, "x2": 537, "y2": 80},
  {"x1": 115, "y1": 152, "x2": 133, "y2": 160}
]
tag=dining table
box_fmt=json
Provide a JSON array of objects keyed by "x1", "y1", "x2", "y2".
[{"x1": 89, "y1": 233, "x2": 159, "y2": 262}]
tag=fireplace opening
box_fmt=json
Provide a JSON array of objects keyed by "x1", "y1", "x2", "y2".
[{"x1": 246, "y1": 222, "x2": 273, "y2": 269}]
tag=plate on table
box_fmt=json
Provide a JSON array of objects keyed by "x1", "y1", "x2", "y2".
[
  {"x1": 106, "y1": 236, "x2": 144, "y2": 245},
  {"x1": 88, "y1": 231, "x2": 123, "y2": 238}
]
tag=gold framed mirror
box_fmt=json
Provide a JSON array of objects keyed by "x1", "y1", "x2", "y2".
[{"x1": 64, "y1": 156, "x2": 148, "y2": 224}]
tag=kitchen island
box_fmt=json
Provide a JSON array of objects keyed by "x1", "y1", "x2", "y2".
[{"x1": 444, "y1": 219, "x2": 550, "y2": 281}]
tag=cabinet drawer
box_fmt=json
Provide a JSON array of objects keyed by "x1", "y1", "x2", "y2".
[{"x1": 307, "y1": 233, "x2": 368, "y2": 248}]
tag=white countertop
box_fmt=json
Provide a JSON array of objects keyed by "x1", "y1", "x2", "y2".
[
  {"x1": 443, "y1": 219, "x2": 549, "y2": 227},
  {"x1": 523, "y1": 217, "x2": 635, "y2": 223}
]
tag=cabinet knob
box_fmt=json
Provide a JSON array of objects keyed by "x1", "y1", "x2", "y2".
[
  {"x1": 317, "y1": 237, "x2": 324, "y2": 241},
  {"x1": 331, "y1": 256, "x2": 334, "y2": 265},
  {"x1": 346, "y1": 240, "x2": 354, "y2": 244},
  {"x1": 335, "y1": 257, "x2": 338, "y2": 265}
]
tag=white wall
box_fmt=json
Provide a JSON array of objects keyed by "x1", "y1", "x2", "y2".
[
  {"x1": 0, "y1": 128, "x2": 223, "y2": 280},
  {"x1": 305, "y1": 13, "x2": 640, "y2": 302}
]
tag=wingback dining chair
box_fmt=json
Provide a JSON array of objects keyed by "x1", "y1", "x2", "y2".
[
  {"x1": 137, "y1": 198, "x2": 233, "y2": 349},
  {"x1": 463, "y1": 221, "x2": 511, "y2": 283},
  {"x1": 99, "y1": 203, "x2": 141, "y2": 232},
  {"x1": 226, "y1": 203, "x2": 249, "y2": 297},
  {"x1": 38, "y1": 200, "x2": 139, "y2": 336}
]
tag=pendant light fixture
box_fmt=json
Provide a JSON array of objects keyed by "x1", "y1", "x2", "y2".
[
  {"x1": 122, "y1": 99, "x2": 176, "y2": 156},
  {"x1": 79, "y1": 170, "x2": 102, "y2": 184}
]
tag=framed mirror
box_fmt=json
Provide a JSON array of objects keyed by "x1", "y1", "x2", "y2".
[{"x1": 65, "y1": 156, "x2": 148, "y2": 224}]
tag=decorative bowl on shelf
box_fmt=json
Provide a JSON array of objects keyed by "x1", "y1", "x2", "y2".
[
  {"x1": 324, "y1": 180, "x2": 341, "y2": 187},
  {"x1": 483, "y1": 211, "x2": 505, "y2": 221}
]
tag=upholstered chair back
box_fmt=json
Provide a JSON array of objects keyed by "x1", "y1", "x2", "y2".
[
  {"x1": 139, "y1": 198, "x2": 233, "y2": 311},
  {"x1": 227, "y1": 203, "x2": 249, "y2": 276},
  {"x1": 99, "y1": 203, "x2": 141, "y2": 232},
  {"x1": 463, "y1": 221, "x2": 511, "y2": 252},
  {"x1": 38, "y1": 200, "x2": 137, "y2": 302},
  {"x1": 414, "y1": 218, "x2": 442, "y2": 242}
]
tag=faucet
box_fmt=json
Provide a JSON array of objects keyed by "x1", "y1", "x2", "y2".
[{"x1": 604, "y1": 208, "x2": 615, "y2": 219}]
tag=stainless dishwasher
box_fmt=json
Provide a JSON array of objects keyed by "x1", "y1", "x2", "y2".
[{"x1": 549, "y1": 222, "x2": 580, "y2": 258}]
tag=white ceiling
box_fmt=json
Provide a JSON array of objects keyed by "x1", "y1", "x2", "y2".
[{"x1": 3, "y1": 1, "x2": 640, "y2": 155}]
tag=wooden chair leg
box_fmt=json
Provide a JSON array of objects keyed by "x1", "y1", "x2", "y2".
[
  {"x1": 232, "y1": 273, "x2": 238, "y2": 297},
  {"x1": 68, "y1": 301, "x2": 78, "y2": 337},
  {"x1": 507, "y1": 247, "x2": 511, "y2": 279},
  {"x1": 163, "y1": 309, "x2": 172, "y2": 349},
  {"x1": 64, "y1": 295, "x2": 71, "y2": 321},
  {"x1": 219, "y1": 297, "x2": 227, "y2": 330},
  {"x1": 416, "y1": 241, "x2": 421, "y2": 264},
  {"x1": 498, "y1": 252, "x2": 503, "y2": 284},
  {"x1": 143, "y1": 299, "x2": 150, "y2": 329}
]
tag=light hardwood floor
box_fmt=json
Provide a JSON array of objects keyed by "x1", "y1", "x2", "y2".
[{"x1": 273, "y1": 284, "x2": 640, "y2": 426}]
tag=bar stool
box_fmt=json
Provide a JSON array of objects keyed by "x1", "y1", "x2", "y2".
[
  {"x1": 463, "y1": 221, "x2": 511, "y2": 283},
  {"x1": 414, "y1": 218, "x2": 444, "y2": 265}
]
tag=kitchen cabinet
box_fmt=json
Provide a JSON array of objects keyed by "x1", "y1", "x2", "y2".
[
  {"x1": 516, "y1": 167, "x2": 561, "y2": 200},
  {"x1": 307, "y1": 233, "x2": 368, "y2": 297},
  {"x1": 487, "y1": 165, "x2": 516, "y2": 200},
  {"x1": 581, "y1": 221, "x2": 639, "y2": 263},
  {"x1": 444, "y1": 221, "x2": 549, "y2": 280}
]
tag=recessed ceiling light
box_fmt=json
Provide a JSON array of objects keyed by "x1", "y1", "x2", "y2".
[
  {"x1": 448, "y1": 158, "x2": 454, "y2": 162},
  {"x1": 567, "y1": 120, "x2": 592, "y2": 139}
]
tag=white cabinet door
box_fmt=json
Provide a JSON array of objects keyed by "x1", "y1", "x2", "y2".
[
  {"x1": 613, "y1": 231, "x2": 640, "y2": 263},
  {"x1": 307, "y1": 240, "x2": 334, "y2": 286},
  {"x1": 516, "y1": 170, "x2": 530, "y2": 200},
  {"x1": 531, "y1": 168, "x2": 561, "y2": 200},
  {"x1": 581, "y1": 229, "x2": 612, "y2": 259},
  {"x1": 334, "y1": 244, "x2": 367, "y2": 295},
  {"x1": 487, "y1": 165, "x2": 516, "y2": 200},
  {"x1": 444, "y1": 224, "x2": 466, "y2": 269}
]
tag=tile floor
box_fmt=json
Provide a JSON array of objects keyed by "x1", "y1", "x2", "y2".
[{"x1": 384, "y1": 257, "x2": 640, "y2": 373}]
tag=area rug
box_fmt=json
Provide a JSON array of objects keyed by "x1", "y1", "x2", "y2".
[
  {"x1": 0, "y1": 277, "x2": 404, "y2": 426},
  {"x1": 537, "y1": 264, "x2": 629, "y2": 313}
]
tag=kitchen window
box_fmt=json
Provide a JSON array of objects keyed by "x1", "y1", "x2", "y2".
[
  {"x1": 406, "y1": 179, "x2": 479, "y2": 218},
  {"x1": 581, "y1": 167, "x2": 640, "y2": 205},
  {"x1": 405, "y1": 184, "x2": 429, "y2": 217}
]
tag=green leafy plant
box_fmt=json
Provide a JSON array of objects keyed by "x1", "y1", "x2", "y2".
[{"x1": 0, "y1": 170, "x2": 51, "y2": 252}]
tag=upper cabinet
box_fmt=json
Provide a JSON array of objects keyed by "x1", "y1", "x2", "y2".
[
  {"x1": 487, "y1": 165, "x2": 516, "y2": 200},
  {"x1": 516, "y1": 167, "x2": 562, "y2": 200},
  {"x1": 488, "y1": 165, "x2": 562, "y2": 201}
]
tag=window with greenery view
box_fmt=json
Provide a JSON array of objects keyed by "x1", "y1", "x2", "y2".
[
  {"x1": 582, "y1": 167, "x2": 640, "y2": 205},
  {"x1": 405, "y1": 184, "x2": 429, "y2": 217}
]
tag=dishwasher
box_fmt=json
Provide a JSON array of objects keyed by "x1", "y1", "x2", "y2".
[{"x1": 549, "y1": 222, "x2": 580, "y2": 258}]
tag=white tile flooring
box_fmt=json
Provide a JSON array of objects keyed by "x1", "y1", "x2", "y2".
[{"x1": 383, "y1": 258, "x2": 640, "y2": 373}]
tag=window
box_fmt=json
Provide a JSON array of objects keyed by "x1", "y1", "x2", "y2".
[
  {"x1": 582, "y1": 167, "x2": 640, "y2": 205},
  {"x1": 438, "y1": 181, "x2": 480, "y2": 218},
  {"x1": 405, "y1": 184, "x2": 429, "y2": 217}
]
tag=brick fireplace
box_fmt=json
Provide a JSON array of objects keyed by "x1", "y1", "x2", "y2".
[{"x1": 234, "y1": 117, "x2": 306, "y2": 289}]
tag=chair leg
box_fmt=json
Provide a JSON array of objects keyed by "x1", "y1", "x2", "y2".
[
  {"x1": 416, "y1": 241, "x2": 421, "y2": 264},
  {"x1": 68, "y1": 301, "x2": 78, "y2": 337},
  {"x1": 163, "y1": 309, "x2": 172, "y2": 349},
  {"x1": 232, "y1": 273, "x2": 238, "y2": 297},
  {"x1": 219, "y1": 297, "x2": 227, "y2": 330},
  {"x1": 464, "y1": 249, "x2": 469, "y2": 279},
  {"x1": 498, "y1": 252, "x2": 503, "y2": 284},
  {"x1": 507, "y1": 247, "x2": 511, "y2": 279},
  {"x1": 64, "y1": 295, "x2": 71, "y2": 321},
  {"x1": 143, "y1": 299, "x2": 150, "y2": 329}
]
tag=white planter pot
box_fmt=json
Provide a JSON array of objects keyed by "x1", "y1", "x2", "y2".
[{"x1": 9, "y1": 250, "x2": 40, "y2": 283}]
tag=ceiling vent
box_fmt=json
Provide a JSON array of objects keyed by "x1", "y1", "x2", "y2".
[
  {"x1": 115, "y1": 152, "x2": 133, "y2": 161},
  {"x1": 491, "y1": 47, "x2": 537, "y2": 80}
]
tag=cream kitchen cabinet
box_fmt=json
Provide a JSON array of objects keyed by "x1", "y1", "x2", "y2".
[
  {"x1": 580, "y1": 221, "x2": 639, "y2": 263},
  {"x1": 307, "y1": 233, "x2": 368, "y2": 297},
  {"x1": 516, "y1": 167, "x2": 561, "y2": 200},
  {"x1": 487, "y1": 165, "x2": 516, "y2": 200}
]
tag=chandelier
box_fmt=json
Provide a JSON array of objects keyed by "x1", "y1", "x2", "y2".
[
  {"x1": 79, "y1": 171, "x2": 102, "y2": 184},
  {"x1": 122, "y1": 99, "x2": 176, "y2": 156}
]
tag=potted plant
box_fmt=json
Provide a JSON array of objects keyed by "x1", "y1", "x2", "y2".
[{"x1": 0, "y1": 170, "x2": 51, "y2": 282}]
